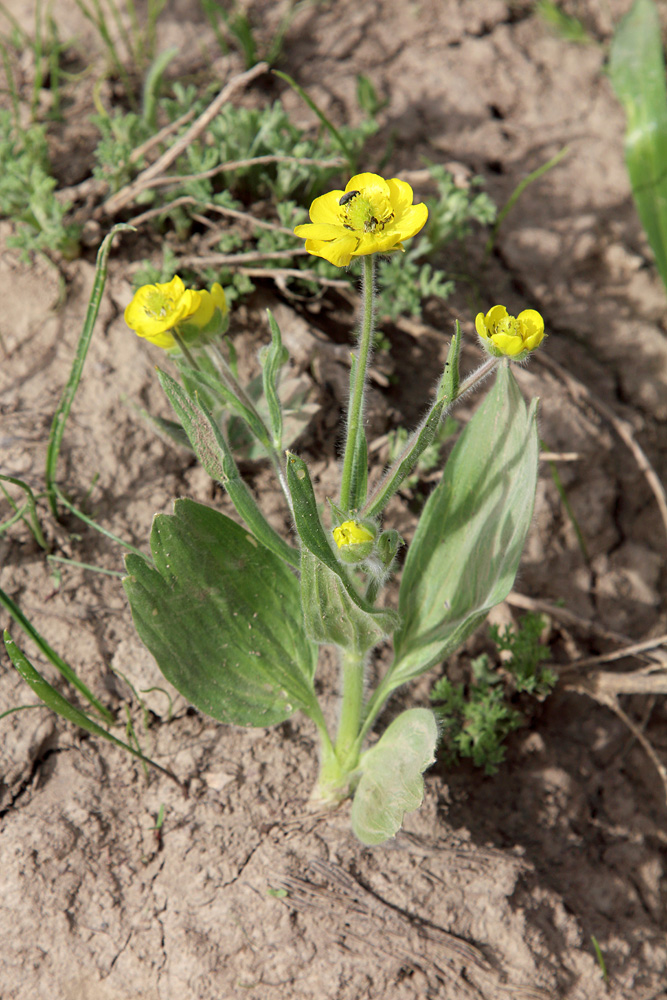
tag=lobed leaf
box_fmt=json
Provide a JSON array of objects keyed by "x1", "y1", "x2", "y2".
[{"x1": 123, "y1": 498, "x2": 317, "y2": 727}]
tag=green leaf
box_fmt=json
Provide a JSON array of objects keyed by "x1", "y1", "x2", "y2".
[
  {"x1": 180, "y1": 364, "x2": 272, "y2": 450},
  {"x1": 436, "y1": 319, "x2": 461, "y2": 404},
  {"x1": 0, "y1": 585, "x2": 114, "y2": 724},
  {"x1": 300, "y1": 550, "x2": 394, "y2": 653},
  {"x1": 351, "y1": 708, "x2": 438, "y2": 845},
  {"x1": 3, "y1": 631, "x2": 177, "y2": 783},
  {"x1": 285, "y1": 453, "x2": 399, "y2": 651},
  {"x1": 123, "y1": 498, "x2": 317, "y2": 727},
  {"x1": 157, "y1": 368, "x2": 299, "y2": 568},
  {"x1": 261, "y1": 310, "x2": 289, "y2": 450},
  {"x1": 609, "y1": 0, "x2": 667, "y2": 290},
  {"x1": 391, "y1": 363, "x2": 539, "y2": 684}
]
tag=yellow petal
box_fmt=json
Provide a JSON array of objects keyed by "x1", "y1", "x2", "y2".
[
  {"x1": 524, "y1": 333, "x2": 543, "y2": 351},
  {"x1": 518, "y1": 309, "x2": 544, "y2": 340},
  {"x1": 347, "y1": 172, "x2": 391, "y2": 201},
  {"x1": 395, "y1": 202, "x2": 428, "y2": 240},
  {"x1": 491, "y1": 333, "x2": 524, "y2": 356},
  {"x1": 309, "y1": 191, "x2": 344, "y2": 225},
  {"x1": 386, "y1": 178, "x2": 415, "y2": 218},
  {"x1": 305, "y1": 234, "x2": 358, "y2": 267},
  {"x1": 486, "y1": 304, "x2": 508, "y2": 326},
  {"x1": 295, "y1": 222, "x2": 346, "y2": 241},
  {"x1": 475, "y1": 312, "x2": 489, "y2": 339}
]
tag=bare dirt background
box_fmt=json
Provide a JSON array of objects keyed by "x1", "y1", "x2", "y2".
[{"x1": 1, "y1": 1, "x2": 667, "y2": 998}]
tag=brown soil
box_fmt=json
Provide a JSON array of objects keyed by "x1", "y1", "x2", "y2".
[{"x1": 1, "y1": 2, "x2": 666, "y2": 998}]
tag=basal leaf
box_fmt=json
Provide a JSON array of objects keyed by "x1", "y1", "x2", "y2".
[
  {"x1": 351, "y1": 708, "x2": 438, "y2": 845},
  {"x1": 123, "y1": 498, "x2": 317, "y2": 727}
]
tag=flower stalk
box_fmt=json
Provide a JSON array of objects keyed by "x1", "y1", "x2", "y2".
[{"x1": 339, "y1": 254, "x2": 375, "y2": 512}]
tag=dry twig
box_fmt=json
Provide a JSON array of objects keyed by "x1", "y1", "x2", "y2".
[{"x1": 103, "y1": 62, "x2": 269, "y2": 216}]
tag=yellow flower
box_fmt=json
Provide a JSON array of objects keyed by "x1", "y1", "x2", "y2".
[
  {"x1": 125, "y1": 278, "x2": 228, "y2": 351},
  {"x1": 475, "y1": 305, "x2": 545, "y2": 359},
  {"x1": 333, "y1": 520, "x2": 375, "y2": 548},
  {"x1": 294, "y1": 172, "x2": 428, "y2": 267},
  {"x1": 124, "y1": 276, "x2": 201, "y2": 350}
]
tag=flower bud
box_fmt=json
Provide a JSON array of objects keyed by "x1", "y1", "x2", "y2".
[{"x1": 332, "y1": 520, "x2": 375, "y2": 564}]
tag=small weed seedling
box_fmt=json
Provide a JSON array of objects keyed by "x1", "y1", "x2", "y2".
[{"x1": 430, "y1": 612, "x2": 557, "y2": 775}]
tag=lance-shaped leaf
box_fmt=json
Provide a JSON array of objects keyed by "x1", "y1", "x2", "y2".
[
  {"x1": 261, "y1": 310, "x2": 289, "y2": 450},
  {"x1": 391, "y1": 363, "x2": 539, "y2": 685},
  {"x1": 362, "y1": 325, "x2": 462, "y2": 521},
  {"x1": 351, "y1": 708, "x2": 438, "y2": 845},
  {"x1": 124, "y1": 498, "x2": 317, "y2": 727},
  {"x1": 157, "y1": 368, "x2": 299, "y2": 569},
  {"x1": 609, "y1": 0, "x2": 667, "y2": 290},
  {"x1": 180, "y1": 364, "x2": 272, "y2": 449},
  {"x1": 286, "y1": 453, "x2": 399, "y2": 650},
  {"x1": 3, "y1": 631, "x2": 178, "y2": 784}
]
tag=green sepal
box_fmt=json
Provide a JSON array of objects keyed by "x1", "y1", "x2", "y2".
[
  {"x1": 178, "y1": 304, "x2": 229, "y2": 346},
  {"x1": 436, "y1": 319, "x2": 461, "y2": 403},
  {"x1": 156, "y1": 368, "x2": 299, "y2": 568},
  {"x1": 261, "y1": 310, "x2": 289, "y2": 450},
  {"x1": 391, "y1": 363, "x2": 539, "y2": 685},
  {"x1": 286, "y1": 452, "x2": 399, "y2": 651},
  {"x1": 123, "y1": 498, "x2": 318, "y2": 727},
  {"x1": 350, "y1": 708, "x2": 438, "y2": 845},
  {"x1": 376, "y1": 529, "x2": 403, "y2": 569},
  {"x1": 327, "y1": 498, "x2": 350, "y2": 528}
]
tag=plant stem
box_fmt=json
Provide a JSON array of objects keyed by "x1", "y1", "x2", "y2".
[
  {"x1": 339, "y1": 254, "x2": 375, "y2": 511},
  {"x1": 172, "y1": 330, "x2": 201, "y2": 371},
  {"x1": 334, "y1": 647, "x2": 365, "y2": 766},
  {"x1": 361, "y1": 355, "x2": 499, "y2": 519}
]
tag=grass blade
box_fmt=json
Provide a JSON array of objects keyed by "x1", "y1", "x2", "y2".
[
  {"x1": 45, "y1": 223, "x2": 134, "y2": 517},
  {"x1": 0, "y1": 474, "x2": 48, "y2": 548},
  {"x1": 0, "y1": 584, "x2": 114, "y2": 724},
  {"x1": 274, "y1": 70, "x2": 356, "y2": 171},
  {"x1": 3, "y1": 630, "x2": 182, "y2": 786}
]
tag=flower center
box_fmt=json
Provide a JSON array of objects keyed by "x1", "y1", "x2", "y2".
[
  {"x1": 493, "y1": 316, "x2": 522, "y2": 340},
  {"x1": 144, "y1": 289, "x2": 174, "y2": 319},
  {"x1": 340, "y1": 192, "x2": 394, "y2": 234}
]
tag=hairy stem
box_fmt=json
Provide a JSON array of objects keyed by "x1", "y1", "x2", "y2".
[{"x1": 339, "y1": 255, "x2": 374, "y2": 512}]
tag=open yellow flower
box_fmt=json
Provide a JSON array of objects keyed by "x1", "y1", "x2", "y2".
[
  {"x1": 294, "y1": 172, "x2": 428, "y2": 267},
  {"x1": 125, "y1": 278, "x2": 228, "y2": 351},
  {"x1": 475, "y1": 305, "x2": 545, "y2": 359},
  {"x1": 125, "y1": 276, "x2": 201, "y2": 350}
]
